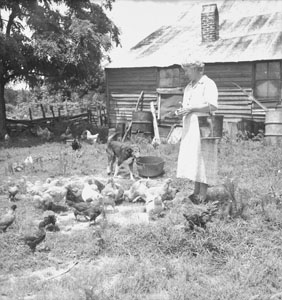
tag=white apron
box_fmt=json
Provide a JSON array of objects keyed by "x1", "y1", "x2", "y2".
[{"x1": 176, "y1": 76, "x2": 217, "y2": 185}]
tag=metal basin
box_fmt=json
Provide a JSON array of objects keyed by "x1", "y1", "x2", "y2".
[{"x1": 136, "y1": 156, "x2": 165, "y2": 178}]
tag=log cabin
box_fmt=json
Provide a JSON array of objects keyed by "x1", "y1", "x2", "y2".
[{"x1": 105, "y1": 0, "x2": 282, "y2": 136}]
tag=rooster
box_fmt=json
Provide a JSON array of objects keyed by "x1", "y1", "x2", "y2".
[{"x1": 0, "y1": 205, "x2": 17, "y2": 232}]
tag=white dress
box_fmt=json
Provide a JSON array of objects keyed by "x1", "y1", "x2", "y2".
[{"x1": 176, "y1": 75, "x2": 218, "y2": 185}]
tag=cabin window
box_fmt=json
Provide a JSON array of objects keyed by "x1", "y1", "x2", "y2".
[{"x1": 255, "y1": 62, "x2": 281, "y2": 98}]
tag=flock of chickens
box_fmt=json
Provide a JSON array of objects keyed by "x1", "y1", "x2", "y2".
[
  {"x1": 0, "y1": 175, "x2": 182, "y2": 253},
  {"x1": 1, "y1": 127, "x2": 223, "y2": 254}
]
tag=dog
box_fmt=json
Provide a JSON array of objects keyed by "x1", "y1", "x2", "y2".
[{"x1": 106, "y1": 133, "x2": 140, "y2": 180}]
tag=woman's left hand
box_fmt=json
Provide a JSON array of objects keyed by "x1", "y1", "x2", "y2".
[{"x1": 176, "y1": 107, "x2": 192, "y2": 116}]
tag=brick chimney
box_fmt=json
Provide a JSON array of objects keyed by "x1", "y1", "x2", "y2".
[{"x1": 201, "y1": 4, "x2": 219, "y2": 43}]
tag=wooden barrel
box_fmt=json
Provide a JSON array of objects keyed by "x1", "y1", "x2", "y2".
[
  {"x1": 131, "y1": 111, "x2": 153, "y2": 136},
  {"x1": 265, "y1": 109, "x2": 282, "y2": 145}
]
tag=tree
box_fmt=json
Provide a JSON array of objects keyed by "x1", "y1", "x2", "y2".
[{"x1": 0, "y1": 0, "x2": 119, "y2": 137}]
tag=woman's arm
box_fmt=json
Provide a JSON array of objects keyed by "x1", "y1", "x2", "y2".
[{"x1": 176, "y1": 103, "x2": 216, "y2": 116}]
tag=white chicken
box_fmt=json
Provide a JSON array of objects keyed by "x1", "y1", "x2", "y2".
[
  {"x1": 8, "y1": 185, "x2": 19, "y2": 201},
  {"x1": 83, "y1": 130, "x2": 99, "y2": 144},
  {"x1": 81, "y1": 180, "x2": 102, "y2": 204},
  {"x1": 124, "y1": 179, "x2": 149, "y2": 202},
  {"x1": 24, "y1": 155, "x2": 33, "y2": 169},
  {"x1": 145, "y1": 178, "x2": 173, "y2": 202},
  {"x1": 4, "y1": 133, "x2": 10, "y2": 144},
  {"x1": 146, "y1": 195, "x2": 165, "y2": 221}
]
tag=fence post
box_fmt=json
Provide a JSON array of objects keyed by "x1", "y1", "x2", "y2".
[
  {"x1": 50, "y1": 105, "x2": 55, "y2": 118},
  {"x1": 40, "y1": 104, "x2": 46, "y2": 119},
  {"x1": 29, "y1": 108, "x2": 33, "y2": 120}
]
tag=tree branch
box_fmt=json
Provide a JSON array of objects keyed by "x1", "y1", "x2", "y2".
[{"x1": 6, "y1": 5, "x2": 19, "y2": 37}]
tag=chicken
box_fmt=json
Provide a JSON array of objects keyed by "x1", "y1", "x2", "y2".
[
  {"x1": 146, "y1": 196, "x2": 165, "y2": 221},
  {"x1": 8, "y1": 185, "x2": 19, "y2": 201},
  {"x1": 124, "y1": 179, "x2": 149, "y2": 202},
  {"x1": 66, "y1": 200, "x2": 104, "y2": 224},
  {"x1": 183, "y1": 202, "x2": 219, "y2": 230},
  {"x1": 66, "y1": 186, "x2": 84, "y2": 203},
  {"x1": 24, "y1": 155, "x2": 33, "y2": 167},
  {"x1": 101, "y1": 178, "x2": 123, "y2": 209},
  {"x1": 36, "y1": 126, "x2": 53, "y2": 141},
  {"x1": 4, "y1": 133, "x2": 10, "y2": 142},
  {"x1": 81, "y1": 180, "x2": 102, "y2": 204},
  {"x1": 0, "y1": 205, "x2": 17, "y2": 232},
  {"x1": 60, "y1": 126, "x2": 73, "y2": 141},
  {"x1": 75, "y1": 205, "x2": 105, "y2": 225},
  {"x1": 45, "y1": 186, "x2": 67, "y2": 203},
  {"x1": 145, "y1": 178, "x2": 173, "y2": 202},
  {"x1": 71, "y1": 138, "x2": 82, "y2": 151},
  {"x1": 92, "y1": 179, "x2": 105, "y2": 193},
  {"x1": 21, "y1": 215, "x2": 56, "y2": 252},
  {"x1": 43, "y1": 199, "x2": 68, "y2": 213},
  {"x1": 82, "y1": 130, "x2": 99, "y2": 144}
]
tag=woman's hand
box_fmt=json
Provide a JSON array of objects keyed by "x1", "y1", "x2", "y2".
[{"x1": 175, "y1": 107, "x2": 192, "y2": 117}]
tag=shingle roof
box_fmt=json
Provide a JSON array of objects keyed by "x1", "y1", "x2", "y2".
[{"x1": 107, "y1": 0, "x2": 282, "y2": 68}]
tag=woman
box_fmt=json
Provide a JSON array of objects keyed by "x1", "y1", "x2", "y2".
[{"x1": 176, "y1": 60, "x2": 218, "y2": 203}]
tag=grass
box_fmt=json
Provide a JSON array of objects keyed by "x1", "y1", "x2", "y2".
[{"x1": 1, "y1": 136, "x2": 282, "y2": 299}]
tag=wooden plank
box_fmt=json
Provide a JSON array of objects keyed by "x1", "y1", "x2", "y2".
[{"x1": 156, "y1": 87, "x2": 183, "y2": 94}]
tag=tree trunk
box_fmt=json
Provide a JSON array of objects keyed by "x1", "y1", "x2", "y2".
[{"x1": 0, "y1": 73, "x2": 7, "y2": 138}]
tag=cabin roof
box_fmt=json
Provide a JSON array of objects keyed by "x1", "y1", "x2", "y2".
[{"x1": 107, "y1": 0, "x2": 282, "y2": 68}]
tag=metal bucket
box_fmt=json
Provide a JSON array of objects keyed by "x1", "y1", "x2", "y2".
[
  {"x1": 265, "y1": 109, "x2": 282, "y2": 145},
  {"x1": 198, "y1": 115, "x2": 224, "y2": 138},
  {"x1": 136, "y1": 156, "x2": 165, "y2": 178},
  {"x1": 131, "y1": 111, "x2": 153, "y2": 136}
]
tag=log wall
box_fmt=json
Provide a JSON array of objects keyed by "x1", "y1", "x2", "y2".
[
  {"x1": 106, "y1": 61, "x2": 281, "y2": 128},
  {"x1": 106, "y1": 67, "x2": 158, "y2": 127}
]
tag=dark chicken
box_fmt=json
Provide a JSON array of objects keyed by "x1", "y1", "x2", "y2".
[
  {"x1": 66, "y1": 186, "x2": 84, "y2": 203},
  {"x1": 21, "y1": 215, "x2": 56, "y2": 252},
  {"x1": 66, "y1": 200, "x2": 105, "y2": 225},
  {"x1": 0, "y1": 205, "x2": 17, "y2": 232},
  {"x1": 71, "y1": 138, "x2": 82, "y2": 151},
  {"x1": 183, "y1": 202, "x2": 218, "y2": 230}
]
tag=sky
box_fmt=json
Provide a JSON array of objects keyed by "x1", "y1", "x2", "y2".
[{"x1": 107, "y1": 0, "x2": 185, "y2": 50}]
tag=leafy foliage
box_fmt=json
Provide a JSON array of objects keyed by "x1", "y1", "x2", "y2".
[
  {"x1": 0, "y1": 0, "x2": 119, "y2": 89},
  {"x1": 0, "y1": 0, "x2": 119, "y2": 135}
]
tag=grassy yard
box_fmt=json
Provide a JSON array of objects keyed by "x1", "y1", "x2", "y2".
[{"x1": 1, "y1": 137, "x2": 282, "y2": 300}]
